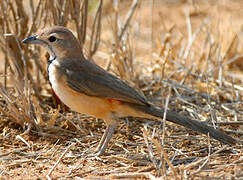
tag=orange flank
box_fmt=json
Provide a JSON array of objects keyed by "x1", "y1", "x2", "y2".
[{"x1": 107, "y1": 99, "x2": 123, "y2": 104}]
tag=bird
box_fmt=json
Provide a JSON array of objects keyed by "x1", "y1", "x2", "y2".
[{"x1": 22, "y1": 26, "x2": 236, "y2": 155}]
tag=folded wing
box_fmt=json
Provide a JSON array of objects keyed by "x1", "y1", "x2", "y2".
[{"x1": 62, "y1": 59, "x2": 150, "y2": 106}]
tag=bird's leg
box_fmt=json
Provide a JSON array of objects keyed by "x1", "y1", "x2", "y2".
[
  {"x1": 95, "y1": 125, "x2": 110, "y2": 152},
  {"x1": 95, "y1": 122, "x2": 118, "y2": 156}
]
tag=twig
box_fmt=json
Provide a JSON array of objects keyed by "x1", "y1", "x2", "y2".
[
  {"x1": 184, "y1": 145, "x2": 227, "y2": 170},
  {"x1": 163, "y1": 79, "x2": 219, "y2": 104},
  {"x1": 191, "y1": 154, "x2": 210, "y2": 175},
  {"x1": 46, "y1": 142, "x2": 76, "y2": 179},
  {"x1": 152, "y1": 138, "x2": 178, "y2": 179},
  {"x1": 110, "y1": 172, "x2": 156, "y2": 179},
  {"x1": 16, "y1": 135, "x2": 31, "y2": 148},
  {"x1": 89, "y1": 0, "x2": 103, "y2": 58},
  {"x1": 162, "y1": 85, "x2": 171, "y2": 143},
  {"x1": 118, "y1": 0, "x2": 138, "y2": 40},
  {"x1": 183, "y1": 9, "x2": 202, "y2": 63},
  {"x1": 216, "y1": 79, "x2": 243, "y2": 91},
  {"x1": 142, "y1": 126, "x2": 158, "y2": 169},
  {"x1": 214, "y1": 121, "x2": 243, "y2": 125},
  {"x1": 223, "y1": 129, "x2": 243, "y2": 136}
]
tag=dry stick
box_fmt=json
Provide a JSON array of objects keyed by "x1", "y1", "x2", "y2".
[
  {"x1": 27, "y1": 0, "x2": 42, "y2": 36},
  {"x1": 80, "y1": 0, "x2": 88, "y2": 45},
  {"x1": 183, "y1": 9, "x2": 202, "y2": 63},
  {"x1": 221, "y1": 103, "x2": 243, "y2": 113},
  {"x1": 215, "y1": 121, "x2": 243, "y2": 125},
  {"x1": 110, "y1": 172, "x2": 156, "y2": 179},
  {"x1": 180, "y1": 65, "x2": 193, "y2": 85},
  {"x1": 218, "y1": 49, "x2": 224, "y2": 88},
  {"x1": 167, "y1": 55, "x2": 204, "y2": 81},
  {"x1": 4, "y1": 55, "x2": 8, "y2": 88},
  {"x1": 0, "y1": 35, "x2": 11, "y2": 89},
  {"x1": 4, "y1": 34, "x2": 24, "y2": 84},
  {"x1": 231, "y1": 82, "x2": 241, "y2": 122},
  {"x1": 191, "y1": 154, "x2": 210, "y2": 176},
  {"x1": 184, "y1": 145, "x2": 227, "y2": 170},
  {"x1": 112, "y1": 0, "x2": 128, "y2": 79},
  {"x1": 62, "y1": 0, "x2": 69, "y2": 26},
  {"x1": 31, "y1": 130, "x2": 64, "y2": 139},
  {"x1": 35, "y1": 139, "x2": 60, "y2": 161},
  {"x1": 221, "y1": 55, "x2": 243, "y2": 68},
  {"x1": 163, "y1": 79, "x2": 219, "y2": 104},
  {"x1": 118, "y1": 0, "x2": 138, "y2": 40},
  {"x1": 191, "y1": 136, "x2": 212, "y2": 176},
  {"x1": 55, "y1": 0, "x2": 67, "y2": 26},
  {"x1": 29, "y1": 0, "x2": 34, "y2": 16},
  {"x1": 89, "y1": 0, "x2": 102, "y2": 58},
  {"x1": 71, "y1": 0, "x2": 87, "y2": 48},
  {"x1": 46, "y1": 143, "x2": 76, "y2": 179},
  {"x1": 183, "y1": 9, "x2": 192, "y2": 63},
  {"x1": 172, "y1": 86, "x2": 203, "y2": 110},
  {"x1": 0, "y1": 83, "x2": 26, "y2": 126},
  {"x1": 161, "y1": 48, "x2": 169, "y2": 81},
  {"x1": 151, "y1": 0, "x2": 154, "y2": 54},
  {"x1": 143, "y1": 86, "x2": 173, "y2": 176},
  {"x1": 8, "y1": 3, "x2": 17, "y2": 32},
  {"x1": 16, "y1": 36, "x2": 38, "y2": 128},
  {"x1": 162, "y1": 86, "x2": 171, "y2": 144},
  {"x1": 7, "y1": 160, "x2": 33, "y2": 168},
  {"x1": 205, "y1": 45, "x2": 218, "y2": 129},
  {"x1": 160, "y1": 85, "x2": 172, "y2": 177},
  {"x1": 224, "y1": 129, "x2": 243, "y2": 136},
  {"x1": 16, "y1": 135, "x2": 31, "y2": 148},
  {"x1": 142, "y1": 127, "x2": 157, "y2": 169},
  {"x1": 216, "y1": 79, "x2": 243, "y2": 91},
  {"x1": 152, "y1": 137, "x2": 178, "y2": 179}
]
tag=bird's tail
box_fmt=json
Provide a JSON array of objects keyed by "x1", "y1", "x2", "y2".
[{"x1": 130, "y1": 103, "x2": 237, "y2": 145}]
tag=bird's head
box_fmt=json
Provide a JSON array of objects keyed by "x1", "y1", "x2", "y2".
[{"x1": 22, "y1": 26, "x2": 82, "y2": 60}]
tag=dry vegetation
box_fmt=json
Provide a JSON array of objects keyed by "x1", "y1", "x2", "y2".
[{"x1": 0, "y1": 0, "x2": 242, "y2": 179}]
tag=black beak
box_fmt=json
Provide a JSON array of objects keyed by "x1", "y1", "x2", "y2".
[{"x1": 22, "y1": 35, "x2": 38, "y2": 44}]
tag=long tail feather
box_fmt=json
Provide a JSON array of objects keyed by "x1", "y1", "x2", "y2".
[{"x1": 131, "y1": 104, "x2": 237, "y2": 145}]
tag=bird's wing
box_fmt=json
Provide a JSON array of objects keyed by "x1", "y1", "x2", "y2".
[{"x1": 62, "y1": 59, "x2": 149, "y2": 106}]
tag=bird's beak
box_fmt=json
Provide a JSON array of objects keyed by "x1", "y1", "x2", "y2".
[{"x1": 22, "y1": 35, "x2": 41, "y2": 44}]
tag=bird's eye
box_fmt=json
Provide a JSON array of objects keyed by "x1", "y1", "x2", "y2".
[{"x1": 48, "y1": 36, "x2": 56, "y2": 42}]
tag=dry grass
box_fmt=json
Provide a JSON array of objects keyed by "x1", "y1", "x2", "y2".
[{"x1": 0, "y1": 0, "x2": 242, "y2": 179}]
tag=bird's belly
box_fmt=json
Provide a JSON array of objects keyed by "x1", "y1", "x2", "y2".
[
  {"x1": 48, "y1": 62, "x2": 112, "y2": 119},
  {"x1": 53, "y1": 84, "x2": 109, "y2": 118}
]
